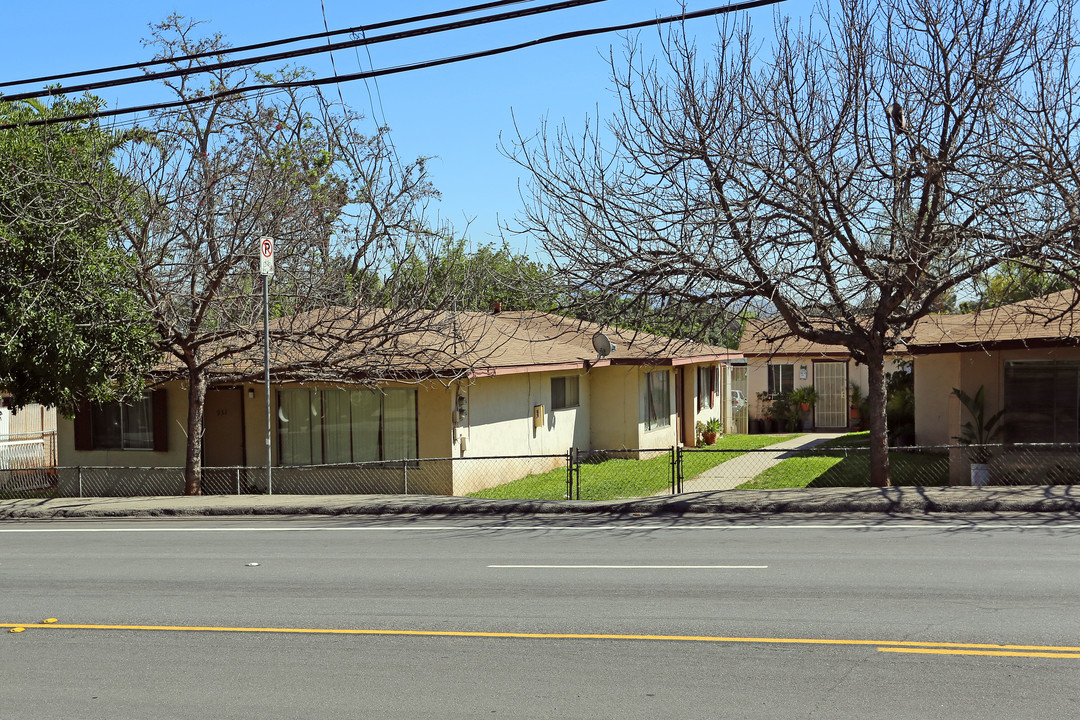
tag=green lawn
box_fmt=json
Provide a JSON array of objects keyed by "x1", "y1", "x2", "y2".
[
  {"x1": 468, "y1": 434, "x2": 798, "y2": 501},
  {"x1": 0, "y1": 484, "x2": 59, "y2": 500},
  {"x1": 736, "y1": 432, "x2": 950, "y2": 489}
]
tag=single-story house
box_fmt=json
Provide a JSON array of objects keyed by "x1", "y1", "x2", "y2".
[
  {"x1": 739, "y1": 318, "x2": 883, "y2": 432},
  {"x1": 907, "y1": 290, "x2": 1080, "y2": 484},
  {"x1": 56, "y1": 310, "x2": 742, "y2": 496}
]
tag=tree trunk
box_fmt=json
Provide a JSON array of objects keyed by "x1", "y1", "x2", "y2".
[
  {"x1": 866, "y1": 353, "x2": 890, "y2": 488},
  {"x1": 184, "y1": 370, "x2": 208, "y2": 496}
]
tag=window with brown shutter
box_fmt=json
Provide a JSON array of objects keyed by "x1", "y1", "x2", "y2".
[{"x1": 73, "y1": 391, "x2": 168, "y2": 451}]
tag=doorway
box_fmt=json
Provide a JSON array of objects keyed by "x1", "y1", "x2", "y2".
[
  {"x1": 203, "y1": 388, "x2": 246, "y2": 467},
  {"x1": 813, "y1": 362, "x2": 848, "y2": 429}
]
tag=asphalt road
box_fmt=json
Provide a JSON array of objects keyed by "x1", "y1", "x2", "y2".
[{"x1": 3, "y1": 513, "x2": 1079, "y2": 718}]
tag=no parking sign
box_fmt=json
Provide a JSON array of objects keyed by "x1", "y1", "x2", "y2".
[{"x1": 259, "y1": 236, "x2": 274, "y2": 276}]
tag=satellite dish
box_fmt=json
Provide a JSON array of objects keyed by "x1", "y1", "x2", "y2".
[{"x1": 592, "y1": 331, "x2": 616, "y2": 358}]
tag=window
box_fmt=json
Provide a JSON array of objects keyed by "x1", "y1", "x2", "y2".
[
  {"x1": 278, "y1": 388, "x2": 417, "y2": 466},
  {"x1": 646, "y1": 370, "x2": 671, "y2": 430},
  {"x1": 1004, "y1": 361, "x2": 1080, "y2": 444},
  {"x1": 91, "y1": 397, "x2": 153, "y2": 450},
  {"x1": 767, "y1": 364, "x2": 794, "y2": 395},
  {"x1": 75, "y1": 391, "x2": 167, "y2": 451},
  {"x1": 551, "y1": 375, "x2": 580, "y2": 410},
  {"x1": 697, "y1": 366, "x2": 717, "y2": 410}
]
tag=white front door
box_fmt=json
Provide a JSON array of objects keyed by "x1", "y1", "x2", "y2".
[{"x1": 814, "y1": 362, "x2": 848, "y2": 429}]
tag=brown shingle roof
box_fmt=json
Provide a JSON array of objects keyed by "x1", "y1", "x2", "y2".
[
  {"x1": 738, "y1": 317, "x2": 856, "y2": 357},
  {"x1": 462, "y1": 311, "x2": 740, "y2": 374},
  {"x1": 906, "y1": 290, "x2": 1080, "y2": 350},
  {"x1": 187, "y1": 309, "x2": 742, "y2": 383}
]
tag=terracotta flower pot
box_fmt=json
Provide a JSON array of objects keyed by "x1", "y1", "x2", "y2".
[{"x1": 702, "y1": 431, "x2": 718, "y2": 445}]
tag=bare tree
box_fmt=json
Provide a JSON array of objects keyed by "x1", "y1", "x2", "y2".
[
  {"x1": 61, "y1": 17, "x2": 480, "y2": 494},
  {"x1": 506, "y1": 0, "x2": 1080, "y2": 486}
]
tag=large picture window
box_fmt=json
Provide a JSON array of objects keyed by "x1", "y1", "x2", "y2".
[
  {"x1": 767, "y1": 364, "x2": 794, "y2": 396},
  {"x1": 646, "y1": 370, "x2": 671, "y2": 430},
  {"x1": 1004, "y1": 361, "x2": 1080, "y2": 444},
  {"x1": 278, "y1": 388, "x2": 417, "y2": 466},
  {"x1": 551, "y1": 375, "x2": 580, "y2": 410}
]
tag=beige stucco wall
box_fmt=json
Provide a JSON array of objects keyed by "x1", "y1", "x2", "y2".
[
  {"x1": 914, "y1": 346, "x2": 1080, "y2": 485},
  {"x1": 455, "y1": 371, "x2": 590, "y2": 458},
  {"x1": 589, "y1": 365, "x2": 640, "y2": 450},
  {"x1": 56, "y1": 380, "x2": 189, "y2": 495},
  {"x1": 57, "y1": 380, "x2": 188, "y2": 469},
  {"x1": 914, "y1": 347, "x2": 1080, "y2": 448},
  {"x1": 913, "y1": 353, "x2": 961, "y2": 447},
  {"x1": 448, "y1": 370, "x2": 592, "y2": 494}
]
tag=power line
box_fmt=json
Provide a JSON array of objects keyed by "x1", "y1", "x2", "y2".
[
  {"x1": 1, "y1": 0, "x2": 785, "y2": 131},
  {"x1": 319, "y1": 0, "x2": 348, "y2": 108},
  {"x1": 0, "y1": 0, "x2": 542, "y2": 91},
  {"x1": 1, "y1": 0, "x2": 610, "y2": 103}
]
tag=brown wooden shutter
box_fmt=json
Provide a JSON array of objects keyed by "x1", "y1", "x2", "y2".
[
  {"x1": 73, "y1": 401, "x2": 93, "y2": 451},
  {"x1": 696, "y1": 368, "x2": 703, "y2": 412},
  {"x1": 152, "y1": 389, "x2": 169, "y2": 452}
]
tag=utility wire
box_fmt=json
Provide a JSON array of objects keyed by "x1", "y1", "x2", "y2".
[
  {"x1": 1, "y1": 0, "x2": 785, "y2": 130},
  {"x1": 0, "y1": 0, "x2": 542, "y2": 90},
  {"x1": 1, "y1": 0, "x2": 610, "y2": 102},
  {"x1": 319, "y1": 0, "x2": 348, "y2": 108}
]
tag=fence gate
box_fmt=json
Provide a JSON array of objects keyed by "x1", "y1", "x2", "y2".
[{"x1": 567, "y1": 448, "x2": 580, "y2": 500}]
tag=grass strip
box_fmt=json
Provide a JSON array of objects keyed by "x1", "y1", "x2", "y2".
[
  {"x1": 736, "y1": 432, "x2": 949, "y2": 489},
  {"x1": 469, "y1": 434, "x2": 798, "y2": 501}
]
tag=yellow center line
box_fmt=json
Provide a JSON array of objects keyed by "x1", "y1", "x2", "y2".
[
  {"x1": 879, "y1": 647, "x2": 1080, "y2": 659},
  {"x1": 3, "y1": 621, "x2": 1079, "y2": 658}
]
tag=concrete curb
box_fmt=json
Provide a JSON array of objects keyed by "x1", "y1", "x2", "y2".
[{"x1": 3, "y1": 485, "x2": 1080, "y2": 519}]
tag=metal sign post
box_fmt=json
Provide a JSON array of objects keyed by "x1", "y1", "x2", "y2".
[{"x1": 259, "y1": 237, "x2": 275, "y2": 495}]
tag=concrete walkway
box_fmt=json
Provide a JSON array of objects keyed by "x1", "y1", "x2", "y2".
[{"x1": 685, "y1": 432, "x2": 849, "y2": 491}]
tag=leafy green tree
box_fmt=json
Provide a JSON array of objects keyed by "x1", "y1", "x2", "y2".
[
  {"x1": 396, "y1": 238, "x2": 560, "y2": 311},
  {"x1": 964, "y1": 262, "x2": 1071, "y2": 311},
  {"x1": 0, "y1": 98, "x2": 156, "y2": 414}
]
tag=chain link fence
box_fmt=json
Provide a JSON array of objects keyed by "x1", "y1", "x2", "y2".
[{"x1": 3, "y1": 439, "x2": 1080, "y2": 500}]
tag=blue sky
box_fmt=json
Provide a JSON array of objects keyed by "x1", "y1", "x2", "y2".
[{"x1": 3, "y1": 1, "x2": 809, "y2": 254}]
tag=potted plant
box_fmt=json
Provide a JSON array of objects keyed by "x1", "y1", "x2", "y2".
[
  {"x1": 701, "y1": 417, "x2": 722, "y2": 445},
  {"x1": 769, "y1": 392, "x2": 799, "y2": 432},
  {"x1": 789, "y1": 386, "x2": 818, "y2": 431},
  {"x1": 951, "y1": 386, "x2": 1004, "y2": 486},
  {"x1": 756, "y1": 391, "x2": 775, "y2": 433},
  {"x1": 848, "y1": 382, "x2": 863, "y2": 428}
]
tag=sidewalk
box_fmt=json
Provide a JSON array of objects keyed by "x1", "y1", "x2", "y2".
[
  {"x1": 686, "y1": 433, "x2": 848, "y2": 491},
  {"x1": 3, "y1": 483, "x2": 1080, "y2": 519}
]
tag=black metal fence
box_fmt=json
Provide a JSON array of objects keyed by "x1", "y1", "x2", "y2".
[{"x1": 3, "y1": 441, "x2": 1080, "y2": 500}]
